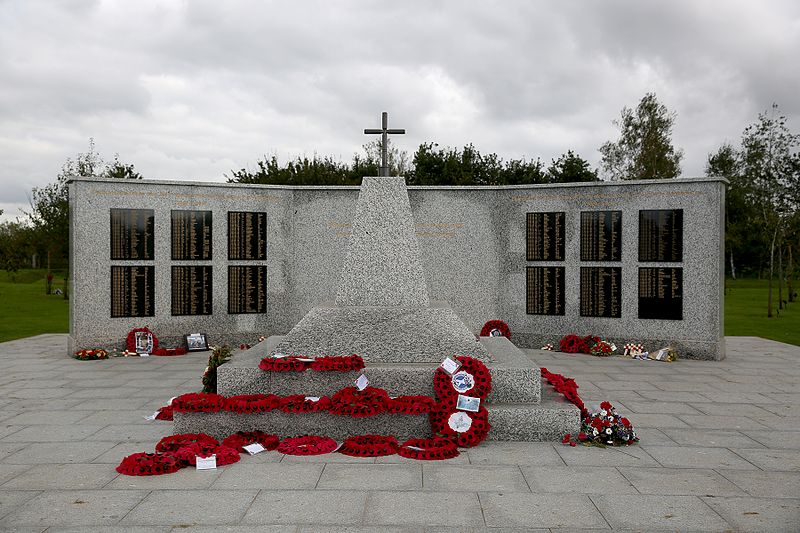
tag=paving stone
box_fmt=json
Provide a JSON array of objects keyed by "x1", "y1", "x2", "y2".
[
  {"x1": 614, "y1": 400, "x2": 703, "y2": 415},
  {"x1": 677, "y1": 414, "x2": 769, "y2": 430},
  {"x1": 318, "y1": 463, "x2": 420, "y2": 491},
  {"x1": 732, "y1": 448, "x2": 800, "y2": 471},
  {"x1": 701, "y1": 496, "x2": 800, "y2": 532},
  {"x1": 1, "y1": 424, "x2": 105, "y2": 442},
  {"x1": 45, "y1": 527, "x2": 170, "y2": 533},
  {"x1": 212, "y1": 462, "x2": 323, "y2": 490},
  {"x1": 466, "y1": 442, "x2": 564, "y2": 466},
  {"x1": 0, "y1": 489, "x2": 41, "y2": 521},
  {"x1": 1, "y1": 410, "x2": 93, "y2": 426},
  {"x1": 107, "y1": 465, "x2": 223, "y2": 490},
  {"x1": 122, "y1": 489, "x2": 258, "y2": 526},
  {"x1": 2, "y1": 464, "x2": 118, "y2": 489},
  {"x1": 591, "y1": 494, "x2": 731, "y2": 531},
  {"x1": 719, "y1": 469, "x2": 800, "y2": 499},
  {"x1": 742, "y1": 430, "x2": 800, "y2": 450},
  {"x1": 3, "y1": 441, "x2": 118, "y2": 464},
  {"x1": 89, "y1": 424, "x2": 173, "y2": 442},
  {"x1": 480, "y1": 492, "x2": 606, "y2": 529},
  {"x1": 299, "y1": 527, "x2": 423, "y2": 533},
  {"x1": 660, "y1": 428, "x2": 764, "y2": 448},
  {"x1": 375, "y1": 452, "x2": 468, "y2": 465},
  {"x1": 169, "y1": 527, "x2": 294, "y2": 533},
  {"x1": 643, "y1": 445, "x2": 758, "y2": 470},
  {"x1": 242, "y1": 489, "x2": 365, "y2": 525},
  {"x1": 364, "y1": 491, "x2": 482, "y2": 526},
  {"x1": 521, "y1": 466, "x2": 638, "y2": 494},
  {"x1": 1, "y1": 489, "x2": 147, "y2": 527},
  {"x1": 90, "y1": 441, "x2": 164, "y2": 464},
  {"x1": 621, "y1": 413, "x2": 689, "y2": 428},
  {"x1": 618, "y1": 466, "x2": 746, "y2": 496},
  {"x1": 423, "y1": 464, "x2": 528, "y2": 492},
  {"x1": 281, "y1": 453, "x2": 376, "y2": 464},
  {"x1": 555, "y1": 444, "x2": 658, "y2": 467},
  {"x1": 77, "y1": 410, "x2": 160, "y2": 426},
  {"x1": 690, "y1": 402, "x2": 776, "y2": 417}
]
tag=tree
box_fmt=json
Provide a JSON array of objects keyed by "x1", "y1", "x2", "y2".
[
  {"x1": 0, "y1": 220, "x2": 33, "y2": 281},
  {"x1": 599, "y1": 93, "x2": 684, "y2": 180},
  {"x1": 547, "y1": 151, "x2": 599, "y2": 183}
]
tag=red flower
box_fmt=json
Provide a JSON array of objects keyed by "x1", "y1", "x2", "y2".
[
  {"x1": 479, "y1": 320, "x2": 511, "y2": 339},
  {"x1": 600, "y1": 401, "x2": 612, "y2": 411},
  {"x1": 620, "y1": 417, "x2": 631, "y2": 428},
  {"x1": 578, "y1": 432, "x2": 588, "y2": 441},
  {"x1": 561, "y1": 434, "x2": 571, "y2": 444},
  {"x1": 559, "y1": 334, "x2": 582, "y2": 353}
]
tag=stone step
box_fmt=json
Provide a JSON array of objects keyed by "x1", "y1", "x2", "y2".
[
  {"x1": 219, "y1": 336, "x2": 541, "y2": 404},
  {"x1": 173, "y1": 388, "x2": 579, "y2": 443}
]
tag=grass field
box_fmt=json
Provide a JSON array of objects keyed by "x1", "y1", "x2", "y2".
[{"x1": 0, "y1": 270, "x2": 798, "y2": 347}]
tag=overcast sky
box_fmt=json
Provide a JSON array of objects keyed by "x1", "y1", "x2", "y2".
[{"x1": 1, "y1": 0, "x2": 799, "y2": 221}]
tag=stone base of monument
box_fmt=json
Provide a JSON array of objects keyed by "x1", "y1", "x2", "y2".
[{"x1": 173, "y1": 336, "x2": 580, "y2": 442}]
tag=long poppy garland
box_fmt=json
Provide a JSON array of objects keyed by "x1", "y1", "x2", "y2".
[{"x1": 259, "y1": 354, "x2": 365, "y2": 373}]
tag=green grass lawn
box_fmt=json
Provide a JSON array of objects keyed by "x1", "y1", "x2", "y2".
[
  {"x1": 725, "y1": 277, "x2": 800, "y2": 346},
  {"x1": 0, "y1": 269, "x2": 69, "y2": 342}
]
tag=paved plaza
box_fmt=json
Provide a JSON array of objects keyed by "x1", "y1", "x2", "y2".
[{"x1": 0, "y1": 334, "x2": 798, "y2": 531}]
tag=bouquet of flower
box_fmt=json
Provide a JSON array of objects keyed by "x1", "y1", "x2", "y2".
[
  {"x1": 74, "y1": 348, "x2": 108, "y2": 361},
  {"x1": 589, "y1": 340, "x2": 615, "y2": 357},
  {"x1": 562, "y1": 401, "x2": 638, "y2": 447},
  {"x1": 623, "y1": 343, "x2": 645, "y2": 357},
  {"x1": 541, "y1": 343, "x2": 554, "y2": 351}
]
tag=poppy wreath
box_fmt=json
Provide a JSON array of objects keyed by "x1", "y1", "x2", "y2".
[
  {"x1": 430, "y1": 403, "x2": 490, "y2": 448},
  {"x1": 222, "y1": 431, "x2": 280, "y2": 452},
  {"x1": 278, "y1": 394, "x2": 333, "y2": 413},
  {"x1": 223, "y1": 394, "x2": 280, "y2": 414},
  {"x1": 339, "y1": 435, "x2": 398, "y2": 457},
  {"x1": 559, "y1": 334, "x2": 582, "y2": 353},
  {"x1": 329, "y1": 386, "x2": 390, "y2": 417},
  {"x1": 116, "y1": 452, "x2": 182, "y2": 476},
  {"x1": 74, "y1": 348, "x2": 109, "y2": 361},
  {"x1": 156, "y1": 433, "x2": 219, "y2": 454},
  {"x1": 170, "y1": 440, "x2": 219, "y2": 463},
  {"x1": 580, "y1": 335, "x2": 602, "y2": 354},
  {"x1": 125, "y1": 327, "x2": 158, "y2": 352},
  {"x1": 309, "y1": 354, "x2": 366, "y2": 372},
  {"x1": 277, "y1": 435, "x2": 338, "y2": 456},
  {"x1": 540, "y1": 367, "x2": 588, "y2": 418},
  {"x1": 386, "y1": 395, "x2": 436, "y2": 415},
  {"x1": 258, "y1": 356, "x2": 311, "y2": 372},
  {"x1": 397, "y1": 437, "x2": 460, "y2": 460},
  {"x1": 479, "y1": 319, "x2": 511, "y2": 339},
  {"x1": 155, "y1": 405, "x2": 173, "y2": 421},
  {"x1": 171, "y1": 392, "x2": 226, "y2": 413},
  {"x1": 151, "y1": 347, "x2": 188, "y2": 357},
  {"x1": 433, "y1": 356, "x2": 492, "y2": 402},
  {"x1": 179, "y1": 444, "x2": 241, "y2": 466}
]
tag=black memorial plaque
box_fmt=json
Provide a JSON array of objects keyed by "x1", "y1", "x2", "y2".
[
  {"x1": 228, "y1": 211, "x2": 267, "y2": 260},
  {"x1": 171, "y1": 266, "x2": 213, "y2": 316},
  {"x1": 171, "y1": 210, "x2": 212, "y2": 260},
  {"x1": 580, "y1": 267, "x2": 622, "y2": 318},
  {"x1": 526, "y1": 212, "x2": 565, "y2": 261},
  {"x1": 228, "y1": 265, "x2": 267, "y2": 314},
  {"x1": 638, "y1": 267, "x2": 683, "y2": 320},
  {"x1": 110, "y1": 209, "x2": 154, "y2": 260},
  {"x1": 639, "y1": 209, "x2": 683, "y2": 262},
  {"x1": 110, "y1": 266, "x2": 154, "y2": 318},
  {"x1": 580, "y1": 211, "x2": 622, "y2": 261},
  {"x1": 526, "y1": 266, "x2": 565, "y2": 315}
]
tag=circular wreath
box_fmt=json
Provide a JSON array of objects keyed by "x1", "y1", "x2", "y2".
[
  {"x1": 277, "y1": 435, "x2": 338, "y2": 456},
  {"x1": 171, "y1": 392, "x2": 226, "y2": 413},
  {"x1": 74, "y1": 348, "x2": 109, "y2": 361},
  {"x1": 339, "y1": 435, "x2": 398, "y2": 457},
  {"x1": 580, "y1": 335, "x2": 601, "y2": 354},
  {"x1": 430, "y1": 403, "x2": 491, "y2": 448},
  {"x1": 309, "y1": 354, "x2": 365, "y2": 372},
  {"x1": 559, "y1": 334, "x2": 582, "y2": 353},
  {"x1": 155, "y1": 433, "x2": 219, "y2": 454},
  {"x1": 151, "y1": 347, "x2": 188, "y2": 357},
  {"x1": 386, "y1": 395, "x2": 435, "y2": 415},
  {"x1": 116, "y1": 452, "x2": 182, "y2": 476},
  {"x1": 329, "y1": 386, "x2": 389, "y2": 417},
  {"x1": 223, "y1": 394, "x2": 280, "y2": 414},
  {"x1": 480, "y1": 320, "x2": 511, "y2": 339},
  {"x1": 155, "y1": 405, "x2": 173, "y2": 421},
  {"x1": 222, "y1": 431, "x2": 280, "y2": 452},
  {"x1": 125, "y1": 327, "x2": 158, "y2": 353},
  {"x1": 258, "y1": 356, "x2": 311, "y2": 372},
  {"x1": 178, "y1": 444, "x2": 241, "y2": 466},
  {"x1": 278, "y1": 395, "x2": 332, "y2": 413},
  {"x1": 433, "y1": 356, "x2": 492, "y2": 401},
  {"x1": 397, "y1": 437, "x2": 460, "y2": 460}
]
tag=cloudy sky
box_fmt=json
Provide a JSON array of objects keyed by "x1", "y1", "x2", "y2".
[{"x1": 1, "y1": 0, "x2": 799, "y2": 221}]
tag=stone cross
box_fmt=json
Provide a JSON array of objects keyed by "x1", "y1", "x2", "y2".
[{"x1": 364, "y1": 111, "x2": 405, "y2": 177}]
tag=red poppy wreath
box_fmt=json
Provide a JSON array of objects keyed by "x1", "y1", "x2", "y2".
[
  {"x1": 277, "y1": 435, "x2": 338, "y2": 456},
  {"x1": 155, "y1": 433, "x2": 219, "y2": 454},
  {"x1": 309, "y1": 354, "x2": 365, "y2": 372},
  {"x1": 339, "y1": 435, "x2": 398, "y2": 457},
  {"x1": 433, "y1": 356, "x2": 492, "y2": 401},
  {"x1": 125, "y1": 327, "x2": 159, "y2": 353},
  {"x1": 329, "y1": 386, "x2": 390, "y2": 417},
  {"x1": 386, "y1": 395, "x2": 435, "y2": 415},
  {"x1": 116, "y1": 452, "x2": 182, "y2": 476},
  {"x1": 177, "y1": 444, "x2": 241, "y2": 466},
  {"x1": 258, "y1": 355, "x2": 312, "y2": 372},
  {"x1": 171, "y1": 392, "x2": 226, "y2": 413},
  {"x1": 278, "y1": 394, "x2": 332, "y2": 413},
  {"x1": 222, "y1": 431, "x2": 280, "y2": 452},
  {"x1": 479, "y1": 319, "x2": 511, "y2": 339},
  {"x1": 223, "y1": 394, "x2": 280, "y2": 414},
  {"x1": 430, "y1": 403, "x2": 491, "y2": 448},
  {"x1": 397, "y1": 437, "x2": 459, "y2": 460}
]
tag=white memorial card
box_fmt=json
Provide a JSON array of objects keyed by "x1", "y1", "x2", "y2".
[
  {"x1": 448, "y1": 412, "x2": 473, "y2": 433},
  {"x1": 304, "y1": 396, "x2": 320, "y2": 402},
  {"x1": 243, "y1": 443, "x2": 266, "y2": 455},
  {"x1": 456, "y1": 394, "x2": 481, "y2": 412},
  {"x1": 195, "y1": 455, "x2": 217, "y2": 470},
  {"x1": 167, "y1": 396, "x2": 177, "y2": 406},
  {"x1": 439, "y1": 357, "x2": 461, "y2": 375},
  {"x1": 138, "y1": 353, "x2": 150, "y2": 357},
  {"x1": 143, "y1": 411, "x2": 159, "y2": 421},
  {"x1": 355, "y1": 374, "x2": 369, "y2": 391}
]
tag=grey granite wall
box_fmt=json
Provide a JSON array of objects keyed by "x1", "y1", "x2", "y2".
[{"x1": 69, "y1": 177, "x2": 725, "y2": 360}]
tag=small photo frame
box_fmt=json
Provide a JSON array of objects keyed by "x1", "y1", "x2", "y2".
[
  {"x1": 135, "y1": 331, "x2": 154, "y2": 354},
  {"x1": 456, "y1": 394, "x2": 481, "y2": 413},
  {"x1": 185, "y1": 333, "x2": 209, "y2": 352}
]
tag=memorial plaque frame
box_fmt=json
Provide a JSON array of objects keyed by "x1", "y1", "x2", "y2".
[
  {"x1": 228, "y1": 265, "x2": 268, "y2": 314},
  {"x1": 638, "y1": 209, "x2": 683, "y2": 262},
  {"x1": 638, "y1": 267, "x2": 683, "y2": 320},
  {"x1": 171, "y1": 265, "x2": 213, "y2": 316},
  {"x1": 526, "y1": 212, "x2": 565, "y2": 261},
  {"x1": 110, "y1": 266, "x2": 155, "y2": 318},
  {"x1": 171, "y1": 210, "x2": 213, "y2": 260},
  {"x1": 525, "y1": 266, "x2": 565, "y2": 315},
  {"x1": 228, "y1": 211, "x2": 267, "y2": 260},
  {"x1": 580, "y1": 210, "x2": 622, "y2": 262},
  {"x1": 579, "y1": 266, "x2": 622, "y2": 318},
  {"x1": 110, "y1": 208, "x2": 154, "y2": 260}
]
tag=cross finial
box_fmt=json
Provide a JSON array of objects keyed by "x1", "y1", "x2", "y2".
[{"x1": 364, "y1": 111, "x2": 405, "y2": 176}]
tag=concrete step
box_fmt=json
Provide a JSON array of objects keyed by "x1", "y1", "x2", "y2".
[{"x1": 219, "y1": 336, "x2": 541, "y2": 404}]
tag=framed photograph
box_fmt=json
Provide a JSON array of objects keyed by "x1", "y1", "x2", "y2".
[
  {"x1": 456, "y1": 394, "x2": 481, "y2": 413},
  {"x1": 184, "y1": 333, "x2": 209, "y2": 352},
  {"x1": 134, "y1": 331, "x2": 154, "y2": 354}
]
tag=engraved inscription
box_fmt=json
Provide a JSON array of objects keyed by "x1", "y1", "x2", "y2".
[
  {"x1": 110, "y1": 266, "x2": 154, "y2": 318},
  {"x1": 638, "y1": 267, "x2": 683, "y2": 320},
  {"x1": 526, "y1": 266, "x2": 565, "y2": 315},
  {"x1": 171, "y1": 210, "x2": 212, "y2": 260},
  {"x1": 580, "y1": 267, "x2": 622, "y2": 318},
  {"x1": 580, "y1": 211, "x2": 622, "y2": 261},
  {"x1": 110, "y1": 209, "x2": 154, "y2": 260},
  {"x1": 639, "y1": 209, "x2": 683, "y2": 262},
  {"x1": 526, "y1": 212, "x2": 565, "y2": 261},
  {"x1": 171, "y1": 266, "x2": 213, "y2": 316},
  {"x1": 228, "y1": 265, "x2": 267, "y2": 314},
  {"x1": 228, "y1": 211, "x2": 267, "y2": 260}
]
